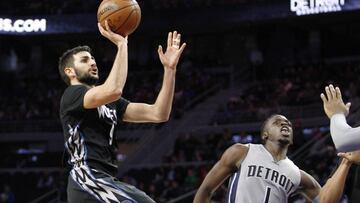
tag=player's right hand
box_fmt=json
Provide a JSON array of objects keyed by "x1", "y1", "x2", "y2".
[
  {"x1": 98, "y1": 20, "x2": 127, "y2": 46},
  {"x1": 320, "y1": 84, "x2": 351, "y2": 119}
]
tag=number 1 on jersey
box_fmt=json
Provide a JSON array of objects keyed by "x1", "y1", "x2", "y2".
[{"x1": 263, "y1": 186, "x2": 271, "y2": 203}]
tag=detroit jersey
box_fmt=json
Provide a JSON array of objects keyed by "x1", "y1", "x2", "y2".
[
  {"x1": 60, "y1": 85, "x2": 129, "y2": 176},
  {"x1": 226, "y1": 144, "x2": 301, "y2": 203}
]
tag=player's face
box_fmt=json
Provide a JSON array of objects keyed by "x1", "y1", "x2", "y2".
[
  {"x1": 72, "y1": 51, "x2": 99, "y2": 86},
  {"x1": 265, "y1": 115, "x2": 293, "y2": 146}
]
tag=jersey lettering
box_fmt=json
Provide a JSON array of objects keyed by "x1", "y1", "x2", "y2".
[
  {"x1": 247, "y1": 164, "x2": 295, "y2": 194},
  {"x1": 97, "y1": 105, "x2": 118, "y2": 145},
  {"x1": 97, "y1": 105, "x2": 117, "y2": 123}
]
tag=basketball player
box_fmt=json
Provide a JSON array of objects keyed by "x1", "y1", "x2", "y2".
[
  {"x1": 58, "y1": 21, "x2": 186, "y2": 203},
  {"x1": 193, "y1": 114, "x2": 359, "y2": 203}
]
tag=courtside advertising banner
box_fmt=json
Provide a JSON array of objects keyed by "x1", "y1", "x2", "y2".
[
  {"x1": 290, "y1": 0, "x2": 360, "y2": 16},
  {"x1": 0, "y1": 14, "x2": 96, "y2": 35}
]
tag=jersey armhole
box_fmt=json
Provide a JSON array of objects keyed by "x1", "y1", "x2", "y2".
[{"x1": 235, "y1": 144, "x2": 251, "y2": 169}]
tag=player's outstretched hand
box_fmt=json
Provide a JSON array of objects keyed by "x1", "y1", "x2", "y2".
[
  {"x1": 158, "y1": 31, "x2": 186, "y2": 70},
  {"x1": 320, "y1": 84, "x2": 351, "y2": 118},
  {"x1": 98, "y1": 20, "x2": 127, "y2": 46}
]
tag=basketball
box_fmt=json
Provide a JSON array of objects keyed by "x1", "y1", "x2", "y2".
[{"x1": 97, "y1": 0, "x2": 141, "y2": 36}]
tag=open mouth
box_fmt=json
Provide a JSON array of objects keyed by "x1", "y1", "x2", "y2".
[
  {"x1": 280, "y1": 126, "x2": 291, "y2": 137},
  {"x1": 90, "y1": 68, "x2": 98, "y2": 75}
]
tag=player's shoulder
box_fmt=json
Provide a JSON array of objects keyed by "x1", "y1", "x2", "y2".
[
  {"x1": 62, "y1": 85, "x2": 88, "y2": 99},
  {"x1": 230, "y1": 143, "x2": 250, "y2": 151},
  {"x1": 60, "y1": 85, "x2": 89, "y2": 107},
  {"x1": 283, "y1": 157, "x2": 301, "y2": 175},
  {"x1": 221, "y1": 144, "x2": 250, "y2": 168},
  {"x1": 284, "y1": 156, "x2": 299, "y2": 167},
  {"x1": 223, "y1": 143, "x2": 249, "y2": 160},
  {"x1": 63, "y1": 84, "x2": 88, "y2": 94}
]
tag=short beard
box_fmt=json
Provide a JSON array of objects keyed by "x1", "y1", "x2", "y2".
[
  {"x1": 75, "y1": 69, "x2": 98, "y2": 86},
  {"x1": 278, "y1": 139, "x2": 291, "y2": 147}
]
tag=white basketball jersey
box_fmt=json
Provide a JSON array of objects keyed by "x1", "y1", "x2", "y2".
[{"x1": 226, "y1": 144, "x2": 301, "y2": 203}]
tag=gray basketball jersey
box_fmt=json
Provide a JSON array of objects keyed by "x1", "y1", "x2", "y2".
[{"x1": 226, "y1": 144, "x2": 301, "y2": 203}]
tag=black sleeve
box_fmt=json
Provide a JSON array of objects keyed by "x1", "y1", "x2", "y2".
[
  {"x1": 115, "y1": 97, "x2": 130, "y2": 121},
  {"x1": 61, "y1": 85, "x2": 88, "y2": 113}
]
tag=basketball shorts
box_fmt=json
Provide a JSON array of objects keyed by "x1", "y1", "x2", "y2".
[{"x1": 67, "y1": 166, "x2": 156, "y2": 203}]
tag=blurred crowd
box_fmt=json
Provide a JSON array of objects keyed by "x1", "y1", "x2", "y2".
[
  {"x1": 212, "y1": 62, "x2": 360, "y2": 124},
  {"x1": 0, "y1": 171, "x2": 66, "y2": 203}
]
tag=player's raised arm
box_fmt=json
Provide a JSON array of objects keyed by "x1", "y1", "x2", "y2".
[
  {"x1": 122, "y1": 31, "x2": 186, "y2": 123},
  {"x1": 318, "y1": 150, "x2": 360, "y2": 203},
  {"x1": 194, "y1": 144, "x2": 248, "y2": 203},
  {"x1": 300, "y1": 151, "x2": 360, "y2": 203},
  {"x1": 320, "y1": 85, "x2": 360, "y2": 152},
  {"x1": 82, "y1": 21, "x2": 128, "y2": 109}
]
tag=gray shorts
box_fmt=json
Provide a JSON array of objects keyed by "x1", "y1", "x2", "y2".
[{"x1": 67, "y1": 167, "x2": 156, "y2": 203}]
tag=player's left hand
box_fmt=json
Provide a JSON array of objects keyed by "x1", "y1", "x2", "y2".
[
  {"x1": 158, "y1": 31, "x2": 186, "y2": 70},
  {"x1": 338, "y1": 150, "x2": 360, "y2": 164},
  {"x1": 320, "y1": 84, "x2": 351, "y2": 118}
]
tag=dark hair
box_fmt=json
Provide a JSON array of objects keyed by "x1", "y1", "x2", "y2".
[
  {"x1": 58, "y1": 45, "x2": 91, "y2": 85},
  {"x1": 260, "y1": 114, "x2": 279, "y2": 144}
]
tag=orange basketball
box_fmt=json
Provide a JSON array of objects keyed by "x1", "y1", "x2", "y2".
[{"x1": 97, "y1": 0, "x2": 141, "y2": 36}]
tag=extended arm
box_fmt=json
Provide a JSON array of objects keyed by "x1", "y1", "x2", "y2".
[
  {"x1": 330, "y1": 114, "x2": 360, "y2": 152},
  {"x1": 123, "y1": 31, "x2": 186, "y2": 123},
  {"x1": 302, "y1": 151, "x2": 360, "y2": 203},
  {"x1": 321, "y1": 85, "x2": 355, "y2": 151},
  {"x1": 319, "y1": 158, "x2": 352, "y2": 203}
]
